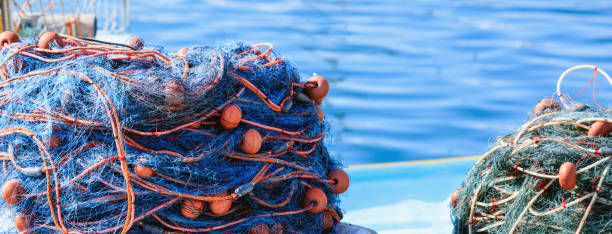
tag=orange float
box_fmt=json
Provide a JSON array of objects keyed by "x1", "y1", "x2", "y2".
[
  {"x1": 240, "y1": 129, "x2": 262, "y2": 154},
  {"x1": 128, "y1": 37, "x2": 144, "y2": 50},
  {"x1": 134, "y1": 164, "x2": 155, "y2": 179},
  {"x1": 48, "y1": 125, "x2": 63, "y2": 149},
  {"x1": 181, "y1": 199, "x2": 204, "y2": 219},
  {"x1": 450, "y1": 188, "x2": 461, "y2": 208},
  {"x1": 165, "y1": 80, "x2": 185, "y2": 106},
  {"x1": 0, "y1": 31, "x2": 20, "y2": 47},
  {"x1": 588, "y1": 121, "x2": 612, "y2": 137},
  {"x1": 558, "y1": 162, "x2": 577, "y2": 190},
  {"x1": 316, "y1": 107, "x2": 324, "y2": 121},
  {"x1": 534, "y1": 98, "x2": 560, "y2": 114},
  {"x1": 14, "y1": 213, "x2": 31, "y2": 232},
  {"x1": 303, "y1": 187, "x2": 327, "y2": 213},
  {"x1": 321, "y1": 211, "x2": 334, "y2": 231},
  {"x1": 1, "y1": 179, "x2": 24, "y2": 205},
  {"x1": 38, "y1": 32, "x2": 64, "y2": 49},
  {"x1": 209, "y1": 191, "x2": 232, "y2": 215},
  {"x1": 327, "y1": 169, "x2": 349, "y2": 194},
  {"x1": 220, "y1": 104, "x2": 242, "y2": 129},
  {"x1": 304, "y1": 74, "x2": 329, "y2": 101},
  {"x1": 249, "y1": 224, "x2": 270, "y2": 234}
]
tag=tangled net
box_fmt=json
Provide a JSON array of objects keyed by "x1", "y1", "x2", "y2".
[
  {"x1": 0, "y1": 31, "x2": 349, "y2": 233},
  {"x1": 451, "y1": 65, "x2": 612, "y2": 233}
]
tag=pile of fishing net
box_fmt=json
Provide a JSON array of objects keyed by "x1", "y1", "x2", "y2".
[
  {"x1": 0, "y1": 31, "x2": 349, "y2": 233},
  {"x1": 451, "y1": 65, "x2": 612, "y2": 233}
]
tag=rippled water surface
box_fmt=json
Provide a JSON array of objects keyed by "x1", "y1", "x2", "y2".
[{"x1": 130, "y1": 0, "x2": 612, "y2": 165}]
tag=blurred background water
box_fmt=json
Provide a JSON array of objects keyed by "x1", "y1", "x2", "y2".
[{"x1": 130, "y1": 0, "x2": 612, "y2": 166}]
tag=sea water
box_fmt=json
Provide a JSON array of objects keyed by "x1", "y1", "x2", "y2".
[{"x1": 130, "y1": 0, "x2": 612, "y2": 165}]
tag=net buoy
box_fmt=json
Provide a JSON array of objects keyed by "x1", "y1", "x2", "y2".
[
  {"x1": 209, "y1": 191, "x2": 232, "y2": 215},
  {"x1": 316, "y1": 107, "x2": 324, "y2": 121},
  {"x1": 1, "y1": 179, "x2": 24, "y2": 205},
  {"x1": 165, "y1": 80, "x2": 186, "y2": 106},
  {"x1": 534, "y1": 98, "x2": 560, "y2": 114},
  {"x1": 303, "y1": 187, "x2": 327, "y2": 213},
  {"x1": 321, "y1": 211, "x2": 334, "y2": 231},
  {"x1": 220, "y1": 104, "x2": 242, "y2": 129},
  {"x1": 14, "y1": 213, "x2": 31, "y2": 232},
  {"x1": 304, "y1": 74, "x2": 329, "y2": 102},
  {"x1": 327, "y1": 169, "x2": 349, "y2": 194},
  {"x1": 450, "y1": 188, "x2": 461, "y2": 208},
  {"x1": 181, "y1": 199, "x2": 204, "y2": 219},
  {"x1": 241, "y1": 129, "x2": 262, "y2": 154},
  {"x1": 38, "y1": 32, "x2": 65, "y2": 49},
  {"x1": 47, "y1": 125, "x2": 63, "y2": 149},
  {"x1": 128, "y1": 37, "x2": 144, "y2": 50},
  {"x1": 134, "y1": 164, "x2": 155, "y2": 179},
  {"x1": 588, "y1": 121, "x2": 612, "y2": 137},
  {"x1": 558, "y1": 162, "x2": 577, "y2": 190},
  {"x1": 0, "y1": 31, "x2": 20, "y2": 47}
]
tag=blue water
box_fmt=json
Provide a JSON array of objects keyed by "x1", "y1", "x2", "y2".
[{"x1": 130, "y1": 0, "x2": 612, "y2": 165}]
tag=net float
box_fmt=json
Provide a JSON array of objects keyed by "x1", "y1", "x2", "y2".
[
  {"x1": 181, "y1": 199, "x2": 204, "y2": 219},
  {"x1": 178, "y1": 47, "x2": 189, "y2": 56},
  {"x1": 249, "y1": 223, "x2": 270, "y2": 234},
  {"x1": 220, "y1": 104, "x2": 242, "y2": 129},
  {"x1": 38, "y1": 32, "x2": 65, "y2": 49},
  {"x1": 209, "y1": 191, "x2": 232, "y2": 215},
  {"x1": 316, "y1": 107, "x2": 324, "y2": 121},
  {"x1": 0, "y1": 31, "x2": 20, "y2": 47},
  {"x1": 558, "y1": 162, "x2": 577, "y2": 190},
  {"x1": 128, "y1": 37, "x2": 144, "y2": 50},
  {"x1": 164, "y1": 80, "x2": 186, "y2": 106},
  {"x1": 134, "y1": 164, "x2": 155, "y2": 179},
  {"x1": 588, "y1": 121, "x2": 612, "y2": 137},
  {"x1": 534, "y1": 98, "x2": 560, "y2": 114},
  {"x1": 304, "y1": 73, "x2": 329, "y2": 101},
  {"x1": 47, "y1": 125, "x2": 63, "y2": 149},
  {"x1": 241, "y1": 129, "x2": 262, "y2": 154},
  {"x1": 303, "y1": 187, "x2": 327, "y2": 213},
  {"x1": 321, "y1": 211, "x2": 334, "y2": 231},
  {"x1": 1, "y1": 179, "x2": 24, "y2": 205},
  {"x1": 14, "y1": 213, "x2": 31, "y2": 232},
  {"x1": 327, "y1": 169, "x2": 349, "y2": 194},
  {"x1": 450, "y1": 188, "x2": 461, "y2": 208}
]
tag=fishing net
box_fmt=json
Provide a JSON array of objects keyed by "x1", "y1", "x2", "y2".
[
  {"x1": 0, "y1": 31, "x2": 348, "y2": 233},
  {"x1": 451, "y1": 65, "x2": 612, "y2": 233}
]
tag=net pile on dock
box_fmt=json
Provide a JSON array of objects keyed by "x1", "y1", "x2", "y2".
[
  {"x1": 451, "y1": 66, "x2": 612, "y2": 233},
  {"x1": 0, "y1": 31, "x2": 349, "y2": 233}
]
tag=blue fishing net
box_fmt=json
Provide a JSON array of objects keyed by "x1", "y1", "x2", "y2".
[{"x1": 0, "y1": 35, "x2": 343, "y2": 233}]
